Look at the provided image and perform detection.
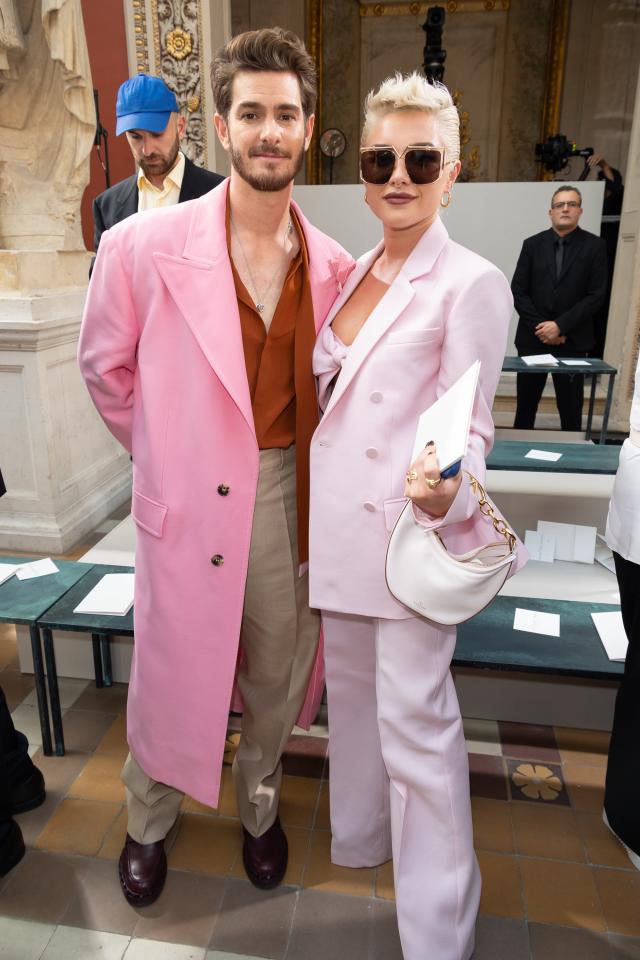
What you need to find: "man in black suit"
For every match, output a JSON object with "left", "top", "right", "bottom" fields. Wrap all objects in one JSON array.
[
  {"left": 512, "top": 185, "right": 607, "bottom": 430},
  {"left": 93, "top": 74, "right": 223, "bottom": 257}
]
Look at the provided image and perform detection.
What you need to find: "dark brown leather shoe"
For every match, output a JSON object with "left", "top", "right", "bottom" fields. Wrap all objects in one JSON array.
[
  {"left": 242, "top": 816, "right": 288, "bottom": 889},
  {"left": 118, "top": 833, "right": 167, "bottom": 906}
]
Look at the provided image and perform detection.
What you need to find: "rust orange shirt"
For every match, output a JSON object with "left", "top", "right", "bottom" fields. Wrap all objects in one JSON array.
[{"left": 228, "top": 206, "right": 318, "bottom": 563}]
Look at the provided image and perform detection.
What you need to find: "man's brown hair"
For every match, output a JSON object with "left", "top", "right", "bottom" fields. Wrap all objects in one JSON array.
[{"left": 211, "top": 28, "right": 317, "bottom": 119}]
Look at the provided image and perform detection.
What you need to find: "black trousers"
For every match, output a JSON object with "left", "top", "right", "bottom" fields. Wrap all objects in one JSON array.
[
  {"left": 604, "top": 552, "right": 640, "bottom": 855},
  {"left": 514, "top": 368, "right": 585, "bottom": 431},
  {"left": 0, "top": 686, "right": 30, "bottom": 826}
]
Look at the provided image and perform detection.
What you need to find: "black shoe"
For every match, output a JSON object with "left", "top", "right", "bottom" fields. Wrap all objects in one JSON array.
[
  {"left": 11, "top": 765, "right": 46, "bottom": 815},
  {"left": 242, "top": 817, "right": 288, "bottom": 890},
  {"left": 0, "top": 820, "right": 26, "bottom": 877}
]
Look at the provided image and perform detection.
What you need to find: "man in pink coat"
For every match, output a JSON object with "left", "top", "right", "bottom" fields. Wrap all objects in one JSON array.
[{"left": 78, "top": 28, "right": 352, "bottom": 906}]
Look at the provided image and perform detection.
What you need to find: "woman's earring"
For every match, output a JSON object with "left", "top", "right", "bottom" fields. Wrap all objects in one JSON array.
[
  {"left": 364, "top": 192, "right": 370, "bottom": 206},
  {"left": 440, "top": 190, "right": 451, "bottom": 208}
]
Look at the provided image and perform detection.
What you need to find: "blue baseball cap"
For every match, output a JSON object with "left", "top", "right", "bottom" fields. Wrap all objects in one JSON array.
[{"left": 116, "top": 74, "right": 179, "bottom": 135}]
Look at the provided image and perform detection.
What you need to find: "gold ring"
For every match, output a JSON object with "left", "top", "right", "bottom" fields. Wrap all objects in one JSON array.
[
  {"left": 426, "top": 477, "right": 441, "bottom": 490},
  {"left": 406, "top": 470, "right": 418, "bottom": 482}
]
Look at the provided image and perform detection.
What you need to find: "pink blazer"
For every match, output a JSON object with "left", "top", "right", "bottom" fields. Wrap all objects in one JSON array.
[
  {"left": 308, "top": 216, "right": 525, "bottom": 619},
  {"left": 78, "top": 180, "right": 352, "bottom": 806}
]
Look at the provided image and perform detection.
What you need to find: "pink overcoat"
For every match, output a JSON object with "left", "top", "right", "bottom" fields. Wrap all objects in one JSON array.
[
  {"left": 309, "top": 216, "right": 526, "bottom": 618},
  {"left": 78, "top": 181, "right": 352, "bottom": 807}
]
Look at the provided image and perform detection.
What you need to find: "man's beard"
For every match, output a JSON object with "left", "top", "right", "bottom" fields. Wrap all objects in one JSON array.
[
  {"left": 229, "top": 140, "right": 306, "bottom": 192},
  {"left": 139, "top": 133, "right": 181, "bottom": 180}
]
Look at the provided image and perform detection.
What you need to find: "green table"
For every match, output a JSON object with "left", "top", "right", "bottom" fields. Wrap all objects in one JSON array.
[
  {"left": 487, "top": 440, "right": 621, "bottom": 475},
  {"left": 454, "top": 595, "right": 624, "bottom": 681},
  {"left": 37, "top": 564, "right": 134, "bottom": 755},
  {"left": 502, "top": 357, "right": 617, "bottom": 443},
  {"left": 0, "top": 558, "right": 93, "bottom": 755}
]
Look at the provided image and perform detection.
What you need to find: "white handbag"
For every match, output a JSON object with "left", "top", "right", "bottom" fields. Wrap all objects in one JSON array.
[{"left": 385, "top": 473, "right": 517, "bottom": 625}]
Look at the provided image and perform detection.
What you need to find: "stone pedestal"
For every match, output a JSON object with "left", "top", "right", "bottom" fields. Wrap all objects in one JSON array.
[{"left": 0, "top": 250, "right": 132, "bottom": 553}]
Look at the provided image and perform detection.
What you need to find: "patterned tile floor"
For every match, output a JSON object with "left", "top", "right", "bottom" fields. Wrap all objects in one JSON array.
[{"left": 1, "top": 511, "right": 640, "bottom": 958}]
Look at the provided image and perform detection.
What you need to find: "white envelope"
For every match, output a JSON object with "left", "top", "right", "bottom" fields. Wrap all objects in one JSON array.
[
  {"left": 524, "top": 530, "right": 555, "bottom": 563},
  {"left": 74, "top": 573, "right": 135, "bottom": 616},
  {"left": 537, "top": 521, "right": 597, "bottom": 564},
  {"left": 525, "top": 449, "right": 563, "bottom": 463},
  {"left": 15, "top": 558, "right": 59, "bottom": 580},
  {"left": 591, "top": 611, "right": 627, "bottom": 661},
  {"left": 521, "top": 354, "right": 559, "bottom": 366},
  {"left": 411, "top": 360, "right": 480, "bottom": 469},
  {"left": 0, "top": 563, "right": 21, "bottom": 586},
  {"left": 513, "top": 608, "right": 560, "bottom": 637}
]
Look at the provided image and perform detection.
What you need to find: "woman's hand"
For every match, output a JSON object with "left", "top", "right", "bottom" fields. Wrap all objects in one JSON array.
[{"left": 404, "top": 441, "right": 462, "bottom": 517}]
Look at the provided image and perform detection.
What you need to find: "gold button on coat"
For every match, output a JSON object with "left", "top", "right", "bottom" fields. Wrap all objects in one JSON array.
[
  {"left": 211, "top": 554, "right": 224, "bottom": 566},
  {"left": 217, "top": 484, "right": 230, "bottom": 496}
]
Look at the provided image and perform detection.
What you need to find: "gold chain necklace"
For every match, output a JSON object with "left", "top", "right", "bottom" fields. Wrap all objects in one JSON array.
[{"left": 230, "top": 214, "right": 293, "bottom": 314}]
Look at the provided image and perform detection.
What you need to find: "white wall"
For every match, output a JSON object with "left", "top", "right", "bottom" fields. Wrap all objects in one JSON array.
[{"left": 293, "top": 181, "right": 605, "bottom": 353}]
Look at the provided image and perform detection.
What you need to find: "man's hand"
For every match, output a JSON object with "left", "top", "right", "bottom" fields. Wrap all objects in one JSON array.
[{"left": 535, "top": 320, "right": 562, "bottom": 344}]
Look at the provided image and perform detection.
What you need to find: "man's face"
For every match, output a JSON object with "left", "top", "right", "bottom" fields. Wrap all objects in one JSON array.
[
  {"left": 214, "top": 70, "right": 314, "bottom": 192},
  {"left": 549, "top": 189, "right": 583, "bottom": 234},
  {"left": 125, "top": 113, "right": 186, "bottom": 180}
]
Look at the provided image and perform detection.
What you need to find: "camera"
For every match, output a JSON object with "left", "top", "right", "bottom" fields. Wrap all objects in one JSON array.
[
  {"left": 422, "top": 6, "right": 446, "bottom": 84},
  {"left": 535, "top": 135, "right": 593, "bottom": 174}
]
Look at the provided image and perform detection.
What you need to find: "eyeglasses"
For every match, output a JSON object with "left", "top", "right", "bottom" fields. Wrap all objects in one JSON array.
[
  {"left": 359, "top": 144, "right": 447, "bottom": 185},
  {"left": 551, "top": 200, "right": 580, "bottom": 209}
]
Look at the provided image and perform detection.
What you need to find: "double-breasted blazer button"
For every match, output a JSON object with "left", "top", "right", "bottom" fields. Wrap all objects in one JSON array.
[
  {"left": 217, "top": 484, "right": 230, "bottom": 496},
  {"left": 365, "top": 447, "right": 379, "bottom": 459},
  {"left": 363, "top": 501, "right": 376, "bottom": 512},
  {"left": 211, "top": 554, "right": 224, "bottom": 566},
  {"left": 370, "top": 391, "right": 383, "bottom": 404}
]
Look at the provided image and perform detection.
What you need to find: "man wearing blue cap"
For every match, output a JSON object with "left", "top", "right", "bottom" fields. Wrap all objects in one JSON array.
[{"left": 92, "top": 74, "right": 223, "bottom": 255}]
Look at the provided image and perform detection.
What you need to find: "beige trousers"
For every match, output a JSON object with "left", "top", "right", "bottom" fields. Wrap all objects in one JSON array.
[{"left": 123, "top": 445, "right": 320, "bottom": 843}]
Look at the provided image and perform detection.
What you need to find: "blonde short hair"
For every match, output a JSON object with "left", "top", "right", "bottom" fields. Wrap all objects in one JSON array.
[{"left": 362, "top": 72, "right": 460, "bottom": 163}]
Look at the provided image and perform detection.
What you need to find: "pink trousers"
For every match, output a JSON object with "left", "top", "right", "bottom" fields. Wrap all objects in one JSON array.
[{"left": 322, "top": 611, "right": 480, "bottom": 960}]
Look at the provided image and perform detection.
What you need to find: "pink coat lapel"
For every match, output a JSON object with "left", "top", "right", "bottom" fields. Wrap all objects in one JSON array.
[
  {"left": 152, "top": 183, "right": 255, "bottom": 434},
  {"left": 318, "top": 218, "right": 449, "bottom": 421}
]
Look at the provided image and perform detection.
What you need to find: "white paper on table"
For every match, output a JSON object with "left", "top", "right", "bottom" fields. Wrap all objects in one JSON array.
[
  {"left": 560, "top": 359, "right": 591, "bottom": 366},
  {"left": 15, "top": 558, "right": 59, "bottom": 580},
  {"left": 525, "top": 449, "right": 563, "bottom": 463},
  {"left": 513, "top": 607, "right": 560, "bottom": 637},
  {"left": 537, "top": 521, "right": 597, "bottom": 564},
  {"left": 411, "top": 360, "right": 480, "bottom": 469},
  {"left": 594, "top": 536, "right": 616, "bottom": 574},
  {"left": 591, "top": 611, "right": 628, "bottom": 661},
  {"left": 74, "top": 573, "right": 135, "bottom": 616},
  {"left": 521, "top": 354, "right": 559, "bottom": 366},
  {"left": 0, "top": 563, "right": 22, "bottom": 585},
  {"left": 524, "top": 530, "right": 556, "bottom": 563}
]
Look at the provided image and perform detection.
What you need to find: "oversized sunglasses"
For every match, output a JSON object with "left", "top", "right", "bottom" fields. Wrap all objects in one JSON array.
[{"left": 359, "top": 144, "right": 447, "bottom": 185}]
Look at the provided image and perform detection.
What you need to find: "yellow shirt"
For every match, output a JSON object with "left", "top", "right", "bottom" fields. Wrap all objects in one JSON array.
[{"left": 137, "top": 151, "right": 185, "bottom": 211}]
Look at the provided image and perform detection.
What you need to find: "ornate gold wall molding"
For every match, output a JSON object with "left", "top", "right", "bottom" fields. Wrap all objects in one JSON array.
[
  {"left": 539, "top": 0, "right": 570, "bottom": 179},
  {"left": 306, "top": 0, "right": 324, "bottom": 184},
  {"left": 359, "top": 1, "right": 510, "bottom": 15},
  {"left": 145, "top": 0, "right": 208, "bottom": 167},
  {"left": 132, "top": 0, "right": 150, "bottom": 73}
]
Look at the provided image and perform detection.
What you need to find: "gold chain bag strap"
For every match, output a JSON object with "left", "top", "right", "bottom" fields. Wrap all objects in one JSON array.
[{"left": 385, "top": 471, "right": 517, "bottom": 625}]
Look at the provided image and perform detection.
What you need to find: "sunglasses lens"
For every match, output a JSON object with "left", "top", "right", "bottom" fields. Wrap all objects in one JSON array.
[
  {"left": 360, "top": 149, "right": 396, "bottom": 184},
  {"left": 404, "top": 149, "right": 442, "bottom": 184}
]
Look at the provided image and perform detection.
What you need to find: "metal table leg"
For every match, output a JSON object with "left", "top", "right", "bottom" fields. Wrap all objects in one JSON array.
[
  {"left": 100, "top": 635, "right": 113, "bottom": 687},
  {"left": 600, "top": 373, "right": 616, "bottom": 444},
  {"left": 585, "top": 373, "right": 597, "bottom": 441},
  {"left": 42, "top": 627, "right": 65, "bottom": 756},
  {"left": 91, "top": 633, "right": 104, "bottom": 688},
  {"left": 29, "top": 625, "right": 52, "bottom": 756}
]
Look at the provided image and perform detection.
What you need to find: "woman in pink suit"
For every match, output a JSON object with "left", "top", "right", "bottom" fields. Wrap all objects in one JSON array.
[{"left": 308, "top": 74, "right": 518, "bottom": 960}]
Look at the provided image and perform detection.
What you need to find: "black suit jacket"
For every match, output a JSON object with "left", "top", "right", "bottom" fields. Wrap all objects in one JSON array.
[
  {"left": 92, "top": 154, "right": 224, "bottom": 255},
  {"left": 512, "top": 226, "right": 607, "bottom": 355}
]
